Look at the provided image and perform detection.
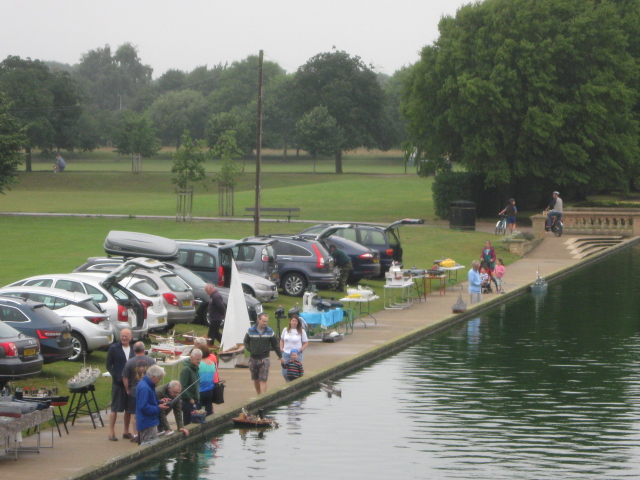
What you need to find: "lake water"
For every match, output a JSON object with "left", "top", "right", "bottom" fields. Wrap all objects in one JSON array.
[{"left": 129, "top": 245, "right": 640, "bottom": 480}]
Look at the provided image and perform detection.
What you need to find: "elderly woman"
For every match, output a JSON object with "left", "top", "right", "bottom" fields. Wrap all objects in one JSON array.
[
  {"left": 279, "top": 315, "right": 308, "bottom": 381},
  {"left": 179, "top": 348, "right": 202, "bottom": 425},
  {"left": 135, "top": 364, "right": 168, "bottom": 445},
  {"left": 193, "top": 337, "right": 218, "bottom": 416}
]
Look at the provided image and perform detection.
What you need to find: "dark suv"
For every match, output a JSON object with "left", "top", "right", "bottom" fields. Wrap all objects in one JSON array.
[
  {"left": 299, "top": 219, "right": 424, "bottom": 275},
  {"left": 246, "top": 235, "right": 336, "bottom": 296}
]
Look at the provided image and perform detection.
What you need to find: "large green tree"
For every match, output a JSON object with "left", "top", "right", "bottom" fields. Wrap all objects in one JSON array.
[
  {"left": 291, "top": 50, "right": 387, "bottom": 173},
  {"left": 403, "top": 0, "right": 640, "bottom": 196},
  {"left": 147, "top": 89, "right": 208, "bottom": 148},
  {"left": 113, "top": 112, "right": 160, "bottom": 157},
  {"left": 295, "top": 106, "right": 342, "bottom": 158},
  {"left": 0, "top": 93, "right": 25, "bottom": 193}
]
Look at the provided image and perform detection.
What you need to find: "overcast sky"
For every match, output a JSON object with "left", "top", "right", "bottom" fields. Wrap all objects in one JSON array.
[{"left": 1, "top": 0, "right": 472, "bottom": 78}]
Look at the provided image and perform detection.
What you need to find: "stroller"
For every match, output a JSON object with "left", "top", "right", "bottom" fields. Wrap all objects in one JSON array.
[{"left": 481, "top": 279, "right": 493, "bottom": 294}]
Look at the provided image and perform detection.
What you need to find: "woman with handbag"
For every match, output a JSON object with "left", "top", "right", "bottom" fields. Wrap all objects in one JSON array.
[{"left": 279, "top": 315, "right": 309, "bottom": 381}]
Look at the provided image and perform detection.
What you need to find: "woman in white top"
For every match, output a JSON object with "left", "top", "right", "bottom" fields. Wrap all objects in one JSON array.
[{"left": 279, "top": 315, "right": 309, "bottom": 381}]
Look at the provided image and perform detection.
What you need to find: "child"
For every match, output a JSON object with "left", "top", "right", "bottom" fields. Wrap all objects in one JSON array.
[
  {"left": 284, "top": 349, "right": 304, "bottom": 382},
  {"left": 479, "top": 265, "right": 491, "bottom": 293},
  {"left": 494, "top": 258, "right": 506, "bottom": 293}
]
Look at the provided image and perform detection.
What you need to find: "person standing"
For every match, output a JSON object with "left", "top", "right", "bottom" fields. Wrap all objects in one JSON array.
[
  {"left": 196, "top": 343, "right": 217, "bottom": 416},
  {"left": 135, "top": 365, "right": 169, "bottom": 445},
  {"left": 498, "top": 198, "right": 517, "bottom": 233},
  {"left": 204, "top": 283, "right": 226, "bottom": 345},
  {"left": 55, "top": 153, "right": 66, "bottom": 172},
  {"left": 244, "top": 313, "right": 283, "bottom": 395},
  {"left": 122, "top": 341, "right": 156, "bottom": 442},
  {"left": 329, "top": 244, "right": 352, "bottom": 292},
  {"left": 106, "top": 328, "right": 135, "bottom": 442},
  {"left": 279, "top": 316, "right": 308, "bottom": 381},
  {"left": 468, "top": 260, "right": 482, "bottom": 305},
  {"left": 179, "top": 349, "right": 202, "bottom": 425},
  {"left": 480, "top": 240, "right": 497, "bottom": 272},
  {"left": 155, "top": 380, "right": 189, "bottom": 436},
  {"left": 544, "top": 191, "right": 563, "bottom": 231},
  {"left": 494, "top": 258, "right": 506, "bottom": 293}
]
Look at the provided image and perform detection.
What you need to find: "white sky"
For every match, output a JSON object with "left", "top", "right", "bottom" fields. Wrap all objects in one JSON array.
[{"left": 1, "top": 0, "right": 472, "bottom": 78}]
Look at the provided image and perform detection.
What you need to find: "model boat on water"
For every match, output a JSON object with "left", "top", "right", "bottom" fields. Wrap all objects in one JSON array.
[
  {"left": 530, "top": 269, "right": 548, "bottom": 294},
  {"left": 218, "top": 259, "right": 251, "bottom": 368},
  {"left": 67, "top": 365, "right": 101, "bottom": 390},
  {"left": 232, "top": 407, "right": 279, "bottom": 428},
  {"left": 452, "top": 295, "right": 467, "bottom": 313}
]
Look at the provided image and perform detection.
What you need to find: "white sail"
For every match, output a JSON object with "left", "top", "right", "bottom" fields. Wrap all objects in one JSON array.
[{"left": 219, "top": 259, "right": 252, "bottom": 352}]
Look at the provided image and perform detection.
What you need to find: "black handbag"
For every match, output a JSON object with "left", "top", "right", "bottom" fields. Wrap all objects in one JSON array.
[{"left": 212, "top": 381, "right": 225, "bottom": 404}]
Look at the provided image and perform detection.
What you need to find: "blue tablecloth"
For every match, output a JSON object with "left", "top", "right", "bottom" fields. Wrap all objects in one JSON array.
[{"left": 300, "top": 308, "right": 343, "bottom": 328}]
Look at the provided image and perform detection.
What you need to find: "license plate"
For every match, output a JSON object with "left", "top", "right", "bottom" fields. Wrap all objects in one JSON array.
[
  {"left": 63, "top": 332, "right": 71, "bottom": 338},
  {"left": 157, "top": 317, "right": 166, "bottom": 324},
  {"left": 182, "top": 300, "right": 191, "bottom": 307},
  {"left": 24, "top": 348, "right": 36, "bottom": 356},
  {"left": 374, "top": 258, "right": 379, "bottom": 263}
]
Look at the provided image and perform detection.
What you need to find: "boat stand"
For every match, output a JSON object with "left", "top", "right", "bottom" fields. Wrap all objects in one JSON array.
[{"left": 65, "top": 385, "right": 103, "bottom": 429}]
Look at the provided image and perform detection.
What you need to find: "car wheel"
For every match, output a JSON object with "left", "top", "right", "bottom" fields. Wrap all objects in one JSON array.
[
  {"left": 67, "top": 332, "right": 87, "bottom": 362},
  {"left": 242, "top": 284, "right": 256, "bottom": 298},
  {"left": 282, "top": 273, "right": 308, "bottom": 297}
]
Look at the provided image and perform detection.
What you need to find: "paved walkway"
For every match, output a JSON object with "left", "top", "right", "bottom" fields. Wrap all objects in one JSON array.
[{"left": 0, "top": 233, "right": 634, "bottom": 480}]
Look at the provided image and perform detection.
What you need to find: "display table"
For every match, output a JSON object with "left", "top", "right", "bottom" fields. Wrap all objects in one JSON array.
[
  {"left": 439, "top": 265, "right": 465, "bottom": 289},
  {"left": 425, "top": 275, "right": 447, "bottom": 296},
  {"left": 1, "top": 408, "right": 53, "bottom": 460},
  {"left": 301, "top": 308, "right": 344, "bottom": 341},
  {"left": 339, "top": 296, "right": 379, "bottom": 328},
  {"left": 65, "top": 385, "right": 103, "bottom": 429},
  {"left": 383, "top": 281, "right": 414, "bottom": 310}
]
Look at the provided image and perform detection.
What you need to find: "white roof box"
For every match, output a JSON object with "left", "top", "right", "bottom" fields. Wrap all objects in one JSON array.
[{"left": 104, "top": 231, "right": 179, "bottom": 261}]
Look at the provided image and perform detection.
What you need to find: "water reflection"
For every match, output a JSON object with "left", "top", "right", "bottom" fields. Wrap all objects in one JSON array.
[{"left": 129, "top": 246, "right": 640, "bottom": 479}]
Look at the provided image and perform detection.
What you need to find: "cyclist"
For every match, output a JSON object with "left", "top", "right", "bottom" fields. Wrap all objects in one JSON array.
[
  {"left": 544, "top": 191, "right": 563, "bottom": 232},
  {"left": 498, "top": 198, "right": 517, "bottom": 234}
]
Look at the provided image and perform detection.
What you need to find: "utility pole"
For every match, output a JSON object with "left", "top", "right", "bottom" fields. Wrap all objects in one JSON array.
[{"left": 254, "top": 50, "right": 264, "bottom": 236}]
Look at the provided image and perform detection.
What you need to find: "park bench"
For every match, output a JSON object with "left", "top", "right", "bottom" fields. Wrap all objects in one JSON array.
[{"left": 245, "top": 207, "right": 301, "bottom": 222}]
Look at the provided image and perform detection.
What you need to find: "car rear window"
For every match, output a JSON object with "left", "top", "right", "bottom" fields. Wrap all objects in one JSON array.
[
  {"left": 0, "top": 305, "right": 30, "bottom": 323},
  {"left": 84, "top": 283, "right": 108, "bottom": 304},
  {"left": 25, "top": 279, "right": 53, "bottom": 287},
  {"left": 129, "top": 280, "right": 160, "bottom": 297},
  {"left": 365, "top": 230, "right": 388, "bottom": 246},
  {"left": 235, "top": 245, "right": 256, "bottom": 261},
  {"left": 76, "top": 299, "right": 105, "bottom": 314},
  {"left": 0, "top": 320, "right": 21, "bottom": 338},
  {"left": 274, "top": 242, "right": 311, "bottom": 257},
  {"left": 161, "top": 275, "right": 190, "bottom": 292},
  {"left": 193, "top": 251, "right": 216, "bottom": 269},
  {"left": 31, "top": 305, "right": 68, "bottom": 325},
  {"left": 173, "top": 268, "right": 206, "bottom": 288},
  {"left": 335, "top": 228, "right": 358, "bottom": 242},
  {"left": 27, "top": 293, "right": 69, "bottom": 310},
  {"left": 108, "top": 284, "right": 133, "bottom": 301}
]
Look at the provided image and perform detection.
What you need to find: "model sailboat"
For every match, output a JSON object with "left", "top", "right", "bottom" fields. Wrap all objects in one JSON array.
[{"left": 218, "top": 259, "right": 252, "bottom": 369}]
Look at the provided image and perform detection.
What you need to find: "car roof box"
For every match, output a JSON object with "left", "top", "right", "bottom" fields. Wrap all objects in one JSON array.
[{"left": 104, "top": 231, "right": 179, "bottom": 261}]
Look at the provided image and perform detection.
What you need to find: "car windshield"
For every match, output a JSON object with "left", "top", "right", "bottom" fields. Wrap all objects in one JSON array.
[{"left": 0, "top": 320, "right": 22, "bottom": 338}]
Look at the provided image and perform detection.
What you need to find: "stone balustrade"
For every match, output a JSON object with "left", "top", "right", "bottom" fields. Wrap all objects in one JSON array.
[{"left": 531, "top": 209, "right": 640, "bottom": 237}]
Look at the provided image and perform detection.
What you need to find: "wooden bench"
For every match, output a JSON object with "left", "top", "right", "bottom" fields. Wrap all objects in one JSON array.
[{"left": 245, "top": 207, "right": 301, "bottom": 222}]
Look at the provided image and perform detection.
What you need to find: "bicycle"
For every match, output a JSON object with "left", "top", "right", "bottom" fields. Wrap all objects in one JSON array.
[
  {"left": 495, "top": 215, "right": 507, "bottom": 235},
  {"left": 550, "top": 215, "right": 563, "bottom": 237}
]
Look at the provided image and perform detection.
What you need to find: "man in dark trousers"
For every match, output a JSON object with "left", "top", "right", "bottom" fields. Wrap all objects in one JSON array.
[
  {"left": 204, "top": 283, "right": 226, "bottom": 346},
  {"left": 122, "top": 341, "right": 156, "bottom": 442},
  {"left": 329, "top": 244, "right": 352, "bottom": 292},
  {"left": 106, "top": 328, "right": 135, "bottom": 441}
]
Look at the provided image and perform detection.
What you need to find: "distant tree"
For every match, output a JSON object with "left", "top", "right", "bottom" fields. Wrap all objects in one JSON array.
[
  {"left": 0, "top": 94, "right": 26, "bottom": 194},
  {"left": 171, "top": 131, "right": 209, "bottom": 189},
  {"left": 295, "top": 106, "right": 342, "bottom": 158},
  {"left": 291, "top": 50, "right": 387, "bottom": 173},
  {"left": 403, "top": 0, "right": 640, "bottom": 196},
  {"left": 381, "top": 68, "right": 412, "bottom": 149},
  {"left": 0, "top": 56, "right": 82, "bottom": 171},
  {"left": 113, "top": 112, "right": 160, "bottom": 157},
  {"left": 211, "top": 130, "right": 243, "bottom": 188},
  {"left": 206, "top": 112, "right": 253, "bottom": 155},
  {"left": 263, "top": 74, "right": 296, "bottom": 154},
  {"left": 147, "top": 89, "right": 208, "bottom": 148},
  {"left": 156, "top": 69, "right": 187, "bottom": 94}
]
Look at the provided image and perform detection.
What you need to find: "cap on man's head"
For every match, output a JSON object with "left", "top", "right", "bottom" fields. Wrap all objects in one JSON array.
[{"left": 553, "top": 191, "right": 559, "bottom": 195}]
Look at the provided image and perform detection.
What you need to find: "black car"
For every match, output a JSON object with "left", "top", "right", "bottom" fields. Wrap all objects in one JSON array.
[
  {"left": 0, "top": 297, "right": 73, "bottom": 363},
  {"left": 0, "top": 320, "right": 43, "bottom": 388},
  {"left": 246, "top": 235, "right": 336, "bottom": 296},
  {"left": 299, "top": 219, "right": 424, "bottom": 274}
]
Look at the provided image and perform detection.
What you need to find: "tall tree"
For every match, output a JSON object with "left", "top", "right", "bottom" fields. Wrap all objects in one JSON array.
[
  {"left": 206, "top": 112, "right": 253, "bottom": 155},
  {"left": 291, "top": 50, "right": 387, "bottom": 173},
  {"left": 403, "top": 0, "right": 640, "bottom": 196},
  {"left": 295, "top": 106, "right": 342, "bottom": 158},
  {"left": 147, "top": 89, "right": 208, "bottom": 148},
  {"left": 113, "top": 111, "right": 160, "bottom": 157},
  {"left": 0, "top": 93, "right": 26, "bottom": 193},
  {"left": 171, "top": 131, "right": 209, "bottom": 189}
]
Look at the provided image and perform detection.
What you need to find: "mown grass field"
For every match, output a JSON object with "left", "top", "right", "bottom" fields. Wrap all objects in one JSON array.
[{"left": 0, "top": 150, "right": 521, "bottom": 413}]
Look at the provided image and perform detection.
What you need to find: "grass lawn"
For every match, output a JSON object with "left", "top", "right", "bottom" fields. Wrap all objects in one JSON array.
[{"left": 0, "top": 151, "right": 521, "bottom": 419}]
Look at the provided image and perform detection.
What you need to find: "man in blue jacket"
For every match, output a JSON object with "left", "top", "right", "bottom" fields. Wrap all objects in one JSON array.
[
  {"left": 135, "top": 364, "right": 169, "bottom": 445},
  {"left": 468, "top": 260, "right": 482, "bottom": 305}
]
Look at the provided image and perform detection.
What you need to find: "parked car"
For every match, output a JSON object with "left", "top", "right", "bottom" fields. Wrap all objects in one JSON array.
[
  {"left": 0, "top": 295, "right": 74, "bottom": 363},
  {"left": 0, "top": 287, "right": 112, "bottom": 361},
  {"left": 297, "top": 228, "right": 381, "bottom": 283},
  {"left": 0, "top": 320, "right": 42, "bottom": 388},
  {"left": 244, "top": 235, "right": 336, "bottom": 296},
  {"left": 7, "top": 257, "right": 164, "bottom": 342},
  {"left": 299, "top": 219, "right": 424, "bottom": 274},
  {"left": 176, "top": 239, "right": 279, "bottom": 302},
  {"left": 75, "top": 260, "right": 194, "bottom": 327},
  {"left": 74, "top": 257, "right": 263, "bottom": 326}
]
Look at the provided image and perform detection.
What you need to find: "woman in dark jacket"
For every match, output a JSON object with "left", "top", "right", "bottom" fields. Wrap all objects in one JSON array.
[{"left": 179, "top": 349, "right": 202, "bottom": 425}]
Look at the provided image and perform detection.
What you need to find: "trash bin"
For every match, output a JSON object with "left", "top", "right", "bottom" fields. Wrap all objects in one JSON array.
[{"left": 450, "top": 200, "right": 475, "bottom": 231}]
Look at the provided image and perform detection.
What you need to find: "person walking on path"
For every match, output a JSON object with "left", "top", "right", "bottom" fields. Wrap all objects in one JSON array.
[
  {"left": 155, "top": 380, "right": 189, "bottom": 437},
  {"left": 468, "top": 260, "right": 482, "bottom": 305},
  {"left": 498, "top": 198, "right": 518, "bottom": 233},
  {"left": 204, "top": 283, "right": 226, "bottom": 345},
  {"left": 179, "top": 349, "right": 202, "bottom": 426},
  {"left": 279, "top": 316, "right": 308, "bottom": 381},
  {"left": 329, "top": 244, "right": 352, "bottom": 292},
  {"left": 135, "top": 365, "right": 169, "bottom": 445},
  {"left": 106, "top": 328, "right": 135, "bottom": 442},
  {"left": 244, "top": 313, "right": 283, "bottom": 395},
  {"left": 122, "top": 341, "right": 156, "bottom": 442}
]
